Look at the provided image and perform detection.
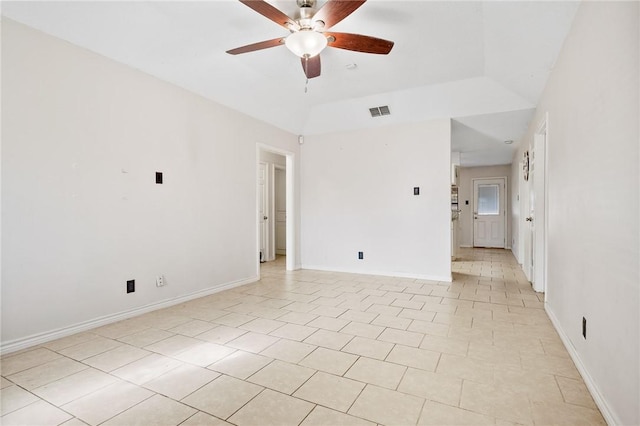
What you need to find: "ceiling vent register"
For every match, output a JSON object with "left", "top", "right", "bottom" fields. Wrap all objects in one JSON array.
[{"left": 369, "top": 105, "right": 390, "bottom": 117}]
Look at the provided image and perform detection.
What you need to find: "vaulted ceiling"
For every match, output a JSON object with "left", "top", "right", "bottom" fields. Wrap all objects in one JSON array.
[{"left": 2, "top": 1, "right": 580, "bottom": 166}]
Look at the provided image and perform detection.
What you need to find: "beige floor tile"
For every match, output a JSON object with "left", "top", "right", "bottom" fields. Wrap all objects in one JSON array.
[
  {"left": 418, "top": 400, "right": 495, "bottom": 425},
  {"left": 371, "top": 315, "right": 412, "bottom": 330},
  {"left": 32, "top": 368, "right": 119, "bottom": 406},
  {"left": 61, "top": 417, "right": 89, "bottom": 425},
  {"left": 270, "top": 324, "right": 318, "bottom": 341},
  {"left": 111, "top": 353, "right": 184, "bottom": 385},
  {"left": 227, "top": 332, "right": 279, "bottom": 353},
  {"left": 277, "top": 311, "right": 318, "bottom": 325},
  {"left": 213, "top": 313, "right": 257, "bottom": 327},
  {"left": 62, "top": 381, "right": 154, "bottom": 425},
  {"left": 436, "top": 353, "right": 494, "bottom": 384},
  {"left": 0, "top": 385, "right": 39, "bottom": 415},
  {"left": 58, "top": 336, "right": 123, "bottom": 361},
  {"left": 408, "top": 319, "right": 450, "bottom": 337},
  {"left": 260, "top": 339, "right": 316, "bottom": 363},
  {"left": 293, "top": 371, "right": 365, "bottom": 412},
  {"left": 386, "top": 345, "right": 440, "bottom": 372},
  {"left": 306, "top": 316, "right": 350, "bottom": 331},
  {"left": 341, "top": 322, "right": 385, "bottom": 339},
  {"left": 555, "top": 376, "right": 598, "bottom": 409},
  {"left": 283, "top": 302, "right": 317, "bottom": 313},
  {"left": 144, "top": 364, "right": 220, "bottom": 400},
  {"left": 367, "top": 304, "right": 402, "bottom": 316},
  {"left": 494, "top": 367, "right": 563, "bottom": 403},
  {"left": 467, "top": 341, "right": 521, "bottom": 368},
  {"left": 345, "top": 357, "right": 406, "bottom": 389},
  {"left": 530, "top": 400, "right": 606, "bottom": 425},
  {"left": 144, "top": 334, "right": 201, "bottom": 357},
  {"left": 300, "top": 406, "right": 375, "bottom": 426},
  {"left": 338, "top": 310, "right": 378, "bottom": 324},
  {"left": 41, "top": 333, "right": 100, "bottom": 352},
  {"left": 397, "top": 367, "right": 462, "bottom": 406},
  {"left": 207, "top": 351, "right": 273, "bottom": 380},
  {"left": 239, "top": 318, "right": 286, "bottom": 334},
  {"left": 168, "top": 320, "right": 217, "bottom": 337},
  {"left": 83, "top": 344, "right": 151, "bottom": 372},
  {"left": 520, "top": 352, "right": 581, "bottom": 379},
  {"left": 229, "top": 389, "right": 314, "bottom": 426},
  {"left": 460, "top": 380, "right": 533, "bottom": 425},
  {"left": 299, "top": 347, "right": 358, "bottom": 376},
  {"left": 1, "top": 377, "right": 12, "bottom": 389},
  {"left": 182, "top": 375, "right": 263, "bottom": 419},
  {"left": 309, "top": 306, "right": 347, "bottom": 318},
  {"left": 7, "top": 357, "right": 88, "bottom": 390},
  {"left": 348, "top": 384, "right": 424, "bottom": 426},
  {"left": 398, "top": 309, "right": 437, "bottom": 322},
  {"left": 1, "top": 348, "right": 62, "bottom": 376},
  {"left": 196, "top": 325, "right": 248, "bottom": 345},
  {"left": 247, "top": 360, "right": 314, "bottom": 394},
  {"left": 342, "top": 336, "right": 394, "bottom": 360},
  {"left": 173, "top": 341, "right": 236, "bottom": 367},
  {"left": 102, "top": 394, "right": 196, "bottom": 426},
  {"left": 91, "top": 320, "right": 150, "bottom": 340},
  {"left": 303, "top": 329, "right": 354, "bottom": 350},
  {"left": 117, "top": 328, "right": 174, "bottom": 347},
  {"left": 0, "top": 399, "right": 72, "bottom": 425},
  {"left": 377, "top": 328, "right": 424, "bottom": 347},
  {"left": 181, "top": 412, "right": 232, "bottom": 426}
]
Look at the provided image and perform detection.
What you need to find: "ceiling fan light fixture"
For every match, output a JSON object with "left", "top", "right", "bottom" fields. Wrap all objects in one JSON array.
[{"left": 285, "top": 29, "right": 327, "bottom": 58}]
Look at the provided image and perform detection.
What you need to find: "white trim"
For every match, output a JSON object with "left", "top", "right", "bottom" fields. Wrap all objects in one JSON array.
[
  {"left": 546, "top": 305, "right": 618, "bottom": 426},
  {"left": 301, "top": 264, "right": 452, "bottom": 282},
  {"left": 0, "top": 276, "right": 258, "bottom": 356}
]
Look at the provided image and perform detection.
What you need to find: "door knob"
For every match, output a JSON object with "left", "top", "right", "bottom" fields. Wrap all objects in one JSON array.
[
  {"left": 526, "top": 217, "right": 533, "bottom": 222},
  {"left": 263, "top": 216, "right": 268, "bottom": 220}
]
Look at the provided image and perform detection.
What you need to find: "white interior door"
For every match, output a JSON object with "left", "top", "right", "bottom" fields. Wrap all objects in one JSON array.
[
  {"left": 473, "top": 178, "right": 506, "bottom": 248},
  {"left": 527, "top": 159, "right": 536, "bottom": 281},
  {"left": 531, "top": 130, "right": 547, "bottom": 293},
  {"left": 258, "top": 162, "right": 268, "bottom": 262},
  {"left": 275, "top": 167, "right": 286, "bottom": 255}
]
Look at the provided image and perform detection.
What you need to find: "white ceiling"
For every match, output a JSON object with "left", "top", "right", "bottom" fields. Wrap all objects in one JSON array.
[{"left": 1, "top": 1, "right": 580, "bottom": 166}]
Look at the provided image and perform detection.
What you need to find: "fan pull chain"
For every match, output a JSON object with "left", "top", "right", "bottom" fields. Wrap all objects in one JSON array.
[{"left": 304, "top": 56, "right": 309, "bottom": 94}]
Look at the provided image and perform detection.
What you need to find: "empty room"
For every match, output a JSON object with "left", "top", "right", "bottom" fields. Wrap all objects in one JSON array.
[{"left": 1, "top": 1, "right": 638, "bottom": 425}]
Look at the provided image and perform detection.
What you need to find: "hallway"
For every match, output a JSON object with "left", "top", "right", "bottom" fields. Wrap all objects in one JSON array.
[{"left": 1, "top": 249, "right": 604, "bottom": 425}]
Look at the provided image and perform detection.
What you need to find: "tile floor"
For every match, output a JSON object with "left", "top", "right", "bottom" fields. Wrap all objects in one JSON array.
[{"left": 1, "top": 248, "right": 605, "bottom": 425}]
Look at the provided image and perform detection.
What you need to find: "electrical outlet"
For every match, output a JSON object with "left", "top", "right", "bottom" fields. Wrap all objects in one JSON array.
[
  {"left": 582, "top": 317, "right": 587, "bottom": 339},
  {"left": 358, "top": 251, "right": 364, "bottom": 260},
  {"left": 156, "top": 275, "right": 165, "bottom": 287},
  {"left": 127, "top": 280, "right": 135, "bottom": 293}
]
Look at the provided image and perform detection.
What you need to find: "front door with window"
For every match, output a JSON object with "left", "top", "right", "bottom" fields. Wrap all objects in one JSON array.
[{"left": 473, "top": 178, "right": 506, "bottom": 248}]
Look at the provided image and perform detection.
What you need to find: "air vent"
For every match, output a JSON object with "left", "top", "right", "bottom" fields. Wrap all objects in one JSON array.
[{"left": 369, "top": 105, "right": 391, "bottom": 118}]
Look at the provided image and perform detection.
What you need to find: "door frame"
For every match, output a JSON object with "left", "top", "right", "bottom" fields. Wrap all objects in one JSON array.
[
  {"left": 256, "top": 144, "right": 297, "bottom": 275},
  {"left": 531, "top": 114, "right": 548, "bottom": 295},
  {"left": 472, "top": 176, "right": 508, "bottom": 248},
  {"left": 273, "top": 164, "right": 286, "bottom": 257}
]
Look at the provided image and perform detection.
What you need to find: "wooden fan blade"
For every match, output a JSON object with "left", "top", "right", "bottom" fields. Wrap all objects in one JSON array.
[
  {"left": 239, "top": 0, "right": 299, "bottom": 31},
  {"left": 301, "top": 55, "right": 321, "bottom": 79},
  {"left": 312, "top": 0, "right": 366, "bottom": 30},
  {"left": 226, "top": 37, "right": 285, "bottom": 55},
  {"left": 325, "top": 32, "right": 394, "bottom": 54}
]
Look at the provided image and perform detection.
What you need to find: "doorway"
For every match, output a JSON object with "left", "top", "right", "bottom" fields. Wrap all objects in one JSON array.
[
  {"left": 473, "top": 177, "right": 507, "bottom": 248},
  {"left": 257, "top": 144, "right": 296, "bottom": 275}
]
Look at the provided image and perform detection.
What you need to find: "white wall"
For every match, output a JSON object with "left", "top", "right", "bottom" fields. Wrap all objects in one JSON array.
[
  {"left": 301, "top": 120, "right": 451, "bottom": 281},
  {"left": 511, "top": 3, "right": 639, "bottom": 424},
  {"left": 457, "top": 165, "right": 512, "bottom": 248},
  {"left": 1, "top": 19, "right": 299, "bottom": 350}
]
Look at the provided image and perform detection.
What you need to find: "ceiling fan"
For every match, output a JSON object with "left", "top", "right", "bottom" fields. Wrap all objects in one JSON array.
[{"left": 226, "top": 0, "right": 394, "bottom": 79}]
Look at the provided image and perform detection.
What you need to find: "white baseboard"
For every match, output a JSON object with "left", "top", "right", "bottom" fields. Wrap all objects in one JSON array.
[
  {"left": 301, "top": 264, "right": 452, "bottom": 283},
  {"left": 0, "top": 276, "right": 258, "bottom": 355},
  {"left": 545, "top": 305, "right": 618, "bottom": 426}
]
